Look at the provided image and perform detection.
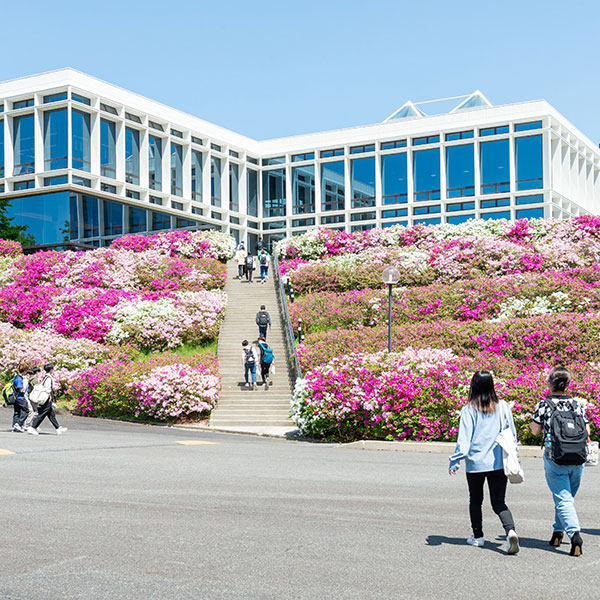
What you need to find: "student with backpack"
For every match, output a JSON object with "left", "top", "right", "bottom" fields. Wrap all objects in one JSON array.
[
  {"left": 255, "top": 305, "right": 271, "bottom": 339},
  {"left": 258, "top": 251, "right": 270, "bottom": 283},
  {"left": 235, "top": 245, "right": 248, "bottom": 279},
  {"left": 257, "top": 336, "right": 274, "bottom": 389},
  {"left": 530, "top": 366, "right": 589, "bottom": 556},
  {"left": 27, "top": 363, "right": 67, "bottom": 435},
  {"left": 449, "top": 370, "right": 520, "bottom": 555},
  {"left": 244, "top": 253, "right": 256, "bottom": 283},
  {"left": 241, "top": 340, "right": 260, "bottom": 391},
  {"left": 11, "top": 364, "right": 30, "bottom": 433}
]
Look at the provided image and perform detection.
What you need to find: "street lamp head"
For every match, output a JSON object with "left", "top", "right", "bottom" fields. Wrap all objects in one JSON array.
[{"left": 382, "top": 266, "right": 401, "bottom": 285}]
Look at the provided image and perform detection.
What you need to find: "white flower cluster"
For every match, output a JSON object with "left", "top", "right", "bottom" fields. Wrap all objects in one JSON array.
[
  {"left": 274, "top": 229, "right": 326, "bottom": 261},
  {"left": 490, "top": 291, "right": 586, "bottom": 322},
  {"left": 0, "top": 256, "right": 16, "bottom": 286}
]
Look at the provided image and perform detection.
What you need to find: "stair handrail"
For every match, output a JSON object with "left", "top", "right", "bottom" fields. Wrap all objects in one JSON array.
[{"left": 272, "top": 253, "right": 302, "bottom": 383}]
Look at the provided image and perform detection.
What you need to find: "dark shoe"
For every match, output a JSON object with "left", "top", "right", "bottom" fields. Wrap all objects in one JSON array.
[
  {"left": 570, "top": 532, "right": 583, "bottom": 556},
  {"left": 549, "top": 531, "right": 564, "bottom": 547}
]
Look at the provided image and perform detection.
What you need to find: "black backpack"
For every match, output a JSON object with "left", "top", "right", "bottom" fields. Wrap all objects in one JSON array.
[
  {"left": 257, "top": 311, "right": 269, "bottom": 326},
  {"left": 245, "top": 255, "right": 254, "bottom": 268},
  {"left": 244, "top": 348, "right": 255, "bottom": 365},
  {"left": 260, "top": 254, "right": 267, "bottom": 265},
  {"left": 546, "top": 397, "right": 588, "bottom": 465}
]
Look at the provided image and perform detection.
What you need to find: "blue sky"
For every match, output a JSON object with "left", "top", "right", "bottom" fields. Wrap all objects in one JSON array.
[{"left": 2, "top": 0, "right": 599, "bottom": 143}]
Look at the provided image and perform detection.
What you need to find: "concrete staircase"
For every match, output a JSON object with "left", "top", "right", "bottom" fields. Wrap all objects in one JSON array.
[{"left": 210, "top": 260, "right": 295, "bottom": 430}]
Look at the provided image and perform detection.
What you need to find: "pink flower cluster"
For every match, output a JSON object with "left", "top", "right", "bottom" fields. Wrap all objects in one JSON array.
[{"left": 0, "top": 239, "right": 23, "bottom": 258}]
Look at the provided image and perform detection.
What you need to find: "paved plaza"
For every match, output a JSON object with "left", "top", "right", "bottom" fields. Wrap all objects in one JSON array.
[{"left": 0, "top": 408, "right": 597, "bottom": 599}]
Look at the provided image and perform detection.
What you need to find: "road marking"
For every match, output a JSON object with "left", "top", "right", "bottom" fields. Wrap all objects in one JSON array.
[
  {"left": 0, "top": 449, "right": 15, "bottom": 455},
  {"left": 175, "top": 440, "right": 217, "bottom": 446}
]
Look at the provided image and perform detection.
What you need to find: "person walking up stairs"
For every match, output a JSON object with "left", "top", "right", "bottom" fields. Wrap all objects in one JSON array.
[{"left": 210, "top": 259, "right": 296, "bottom": 433}]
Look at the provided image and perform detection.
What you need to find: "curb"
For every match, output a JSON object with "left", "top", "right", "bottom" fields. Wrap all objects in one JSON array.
[
  {"left": 172, "top": 424, "right": 307, "bottom": 441},
  {"left": 340, "top": 440, "right": 544, "bottom": 457}
]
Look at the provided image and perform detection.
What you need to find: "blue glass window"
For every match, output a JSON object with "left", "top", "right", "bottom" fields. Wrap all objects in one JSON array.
[
  {"left": 446, "top": 144, "right": 474, "bottom": 197},
  {"left": 292, "top": 164, "right": 315, "bottom": 214},
  {"left": 264, "top": 220, "right": 286, "bottom": 230},
  {"left": 351, "top": 224, "right": 375, "bottom": 232},
  {"left": 13, "top": 114, "right": 35, "bottom": 175},
  {"left": 413, "top": 204, "right": 441, "bottom": 215},
  {"left": 73, "top": 176, "right": 91, "bottom": 187},
  {"left": 129, "top": 207, "right": 147, "bottom": 233},
  {"left": 480, "top": 125, "right": 509, "bottom": 136},
  {"left": 44, "top": 175, "right": 68, "bottom": 186},
  {"left": 175, "top": 217, "right": 198, "bottom": 229},
  {"left": 447, "top": 214, "right": 475, "bottom": 225},
  {"left": 350, "top": 211, "right": 375, "bottom": 222},
  {"left": 43, "top": 92, "right": 67, "bottom": 104},
  {"left": 172, "top": 201, "right": 183, "bottom": 210},
  {"left": 13, "top": 99, "right": 34, "bottom": 109},
  {"left": 229, "top": 150, "right": 239, "bottom": 158},
  {"left": 82, "top": 195, "right": 99, "bottom": 238},
  {"left": 292, "top": 218, "right": 315, "bottom": 227},
  {"left": 100, "top": 119, "right": 116, "bottom": 178},
  {"left": 148, "top": 135, "right": 162, "bottom": 191},
  {"left": 14, "top": 180, "right": 34, "bottom": 190},
  {"left": 103, "top": 200, "right": 123, "bottom": 236},
  {"left": 262, "top": 168, "right": 286, "bottom": 217},
  {"left": 480, "top": 198, "right": 510, "bottom": 209},
  {"left": 210, "top": 156, "right": 221, "bottom": 206},
  {"left": 382, "top": 153, "right": 407, "bottom": 204},
  {"left": 191, "top": 150, "right": 202, "bottom": 202},
  {"left": 247, "top": 169, "right": 258, "bottom": 217},
  {"left": 126, "top": 189, "right": 140, "bottom": 199},
  {"left": 320, "top": 148, "right": 344, "bottom": 158},
  {"left": 516, "top": 207, "right": 544, "bottom": 219},
  {"left": 125, "top": 128, "right": 140, "bottom": 184},
  {"left": 152, "top": 211, "right": 171, "bottom": 231},
  {"left": 72, "top": 93, "right": 91, "bottom": 106},
  {"left": 382, "top": 208, "right": 408, "bottom": 218},
  {"left": 515, "top": 135, "right": 543, "bottom": 190},
  {"left": 101, "top": 183, "right": 116, "bottom": 194},
  {"left": 292, "top": 152, "right": 315, "bottom": 162},
  {"left": 382, "top": 220, "right": 408, "bottom": 228},
  {"left": 125, "top": 112, "right": 142, "bottom": 124},
  {"left": 445, "top": 130, "right": 474, "bottom": 141},
  {"left": 321, "top": 214, "right": 345, "bottom": 224},
  {"left": 43, "top": 109, "right": 68, "bottom": 170},
  {"left": 72, "top": 110, "right": 91, "bottom": 172},
  {"left": 381, "top": 139, "right": 407, "bottom": 150},
  {"left": 413, "top": 135, "right": 440, "bottom": 146},
  {"left": 516, "top": 194, "right": 543, "bottom": 205},
  {"left": 515, "top": 121, "right": 542, "bottom": 132},
  {"left": 414, "top": 217, "right": 441, "bottom": 225},
  {"left": 351, "top": 157, "right": 375, "bottom": 208},
  {"left": 480, "top": 139, "right": 509, "bottom": 194},
  {"left": 482, "top": 210, "right": 511, "bottom": 220},
  {"left": 413, "top": 148, "right": 440, "bottom": 201},
  {"left": 262, "top": 156, "right": 285, "bottom": 165},
  {"left": 210, "top": 143, "right": 222, "bottom": 152},
  {"left": 5, "top": 191, "right": 78, "bottom": 244},
  {"left": 149, "top": 196, "right": 162, "bottom": 205},
  {"left": 229, "top": 163, "right": 239, "bottom": 211},
  {"left": 350, "top": 144, "right": 375, "bottom": 154},
  {"left": 0, "top": 120, "right": 4, "bottom": 178},
  {"left": 447, "top": 201, "right": 475, "bottom": 212},
  {"left": 100, "top": 103, "right": 118, "bottom": 115},
  {"left": 321, "top": 161, "right": 345, "bottom": 211},
  {"left": 149, "top": 121, "right": 165, "bottom": 132},
  {"left": 170, "top": 129, "right": 183, "bottom": 138},
  {"left": 170, "top": 142, "right": 183, "bottom": 197}
]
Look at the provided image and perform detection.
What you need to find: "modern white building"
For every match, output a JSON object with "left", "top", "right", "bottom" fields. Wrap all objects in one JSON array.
[{"left": 1, "top": 68, "right": 599, "bottom": 250}]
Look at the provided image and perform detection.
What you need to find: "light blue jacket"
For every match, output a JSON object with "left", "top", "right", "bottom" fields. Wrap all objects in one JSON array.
[{"left": 449, "top": 400, "right": 517, "bottom": 473}]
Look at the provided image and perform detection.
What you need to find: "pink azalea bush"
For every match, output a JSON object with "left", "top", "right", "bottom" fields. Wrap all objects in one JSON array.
[
  {"left": 0, "top": 239, "right": 23, "bottom": 258},
  {"left": 64, "top": 353, "right": 220, "bottom": 422},
  {"left": 286, "top": 218, "right": 600, "bottom": 442}
]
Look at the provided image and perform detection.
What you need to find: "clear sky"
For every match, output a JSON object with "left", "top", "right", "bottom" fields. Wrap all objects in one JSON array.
[{"left": 2, "top": 0, "right": 599, "bottom": 143}]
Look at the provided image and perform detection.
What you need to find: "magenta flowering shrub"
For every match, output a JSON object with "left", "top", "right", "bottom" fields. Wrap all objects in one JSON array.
[
  {"left": 65, "top": 353, "right": 220, "bottom": 422},
  {"left": 0, "top": 239, "right": 23, "bottom": 258}
]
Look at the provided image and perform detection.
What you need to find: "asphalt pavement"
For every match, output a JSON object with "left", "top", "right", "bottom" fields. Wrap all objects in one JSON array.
[{"left": 0, "top": 407, "right": 598, "bottom": 599}]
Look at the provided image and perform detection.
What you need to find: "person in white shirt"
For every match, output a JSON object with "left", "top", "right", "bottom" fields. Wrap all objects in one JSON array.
[
  {"left": 23, "top": 366, "right": 40, "bottom": 429},
  {"left": 234, "top": 246, "right": 247, "bottom": 279},
  {"left": 241, "top": 340, "right": 260, "bottom": 391},
  {"left": 27, "top": 363, "right": 67, "bottom": 435}
]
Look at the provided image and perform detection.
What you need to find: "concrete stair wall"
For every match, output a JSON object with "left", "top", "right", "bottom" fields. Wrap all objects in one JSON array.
[{"left": 210, "top": 260, "right": 295, "bottom": 428}]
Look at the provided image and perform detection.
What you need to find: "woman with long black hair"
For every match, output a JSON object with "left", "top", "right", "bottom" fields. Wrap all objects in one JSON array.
[{"left": 449, "top": 370, "right": 520, "bottom": 554}]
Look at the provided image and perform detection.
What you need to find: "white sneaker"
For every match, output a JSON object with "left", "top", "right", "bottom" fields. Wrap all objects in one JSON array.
[
  {"left": 56, "top": 426, "right": 68, "bottom": 435},
  {"left": 506, "top": 530, "right": 519, "bottom": 555},
  {"left": 244, "top": 382, "right": 250, "bottom": 388},
  {"left": 26, "top": 427, "right": 39, "bottom": 435},
  {"left": 12, "top": 424, "right": 24, "bottom": 432},
  {"left": 466, "top": 535, "right": 485, "bottom": 547}
]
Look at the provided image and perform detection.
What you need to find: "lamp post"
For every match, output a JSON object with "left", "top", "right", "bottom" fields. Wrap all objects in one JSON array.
[{"left": 382, "top": 266, "right": 401, "bottom": 353}]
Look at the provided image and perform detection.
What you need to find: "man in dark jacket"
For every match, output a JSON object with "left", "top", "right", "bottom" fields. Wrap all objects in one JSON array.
[{"left": 255, "top": 305, "right": 271, "bottom": 339}]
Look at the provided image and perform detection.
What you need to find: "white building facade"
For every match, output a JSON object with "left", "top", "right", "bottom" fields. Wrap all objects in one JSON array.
[{"left": 1, "top": 69, "right": 599, "bottom": 250}]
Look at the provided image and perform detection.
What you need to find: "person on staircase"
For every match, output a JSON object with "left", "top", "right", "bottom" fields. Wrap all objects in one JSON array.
[
  {"left": 258, "top": 250, "right": 270, "bottom": 283},
  {"left": 244, "top": 253, "right": 256, "bottom": 283},
  {"left": 241, "top": 340, "right": 260, "bottom": 391},
  {"left": 257, "top": 336, "right": 274, "bottom": 390},
  {"left": 256, "top": 305, "right": 271, "bottom": 339},
  {"left": 256, "top": 236, "right": 265, "bottom": 255},
  {"left": 235, "top": 244, "right": 247, "bottom": 280}
]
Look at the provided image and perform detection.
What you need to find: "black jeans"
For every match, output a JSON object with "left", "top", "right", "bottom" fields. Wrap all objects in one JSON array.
[
  {"left": 32, "top": 399, "right": 60, "bottom": 430},
  {"left": 12, "top": 395, "right": 29, "bottom": 428},
  {"left": 245, "top": 266, "right": 253, "bottom": 281},
  {"left": 466, "top": 469, "right": 515, "bottom": 538},
  {"left": 260, "top": 362, "right": 271, "bottom": 384}
]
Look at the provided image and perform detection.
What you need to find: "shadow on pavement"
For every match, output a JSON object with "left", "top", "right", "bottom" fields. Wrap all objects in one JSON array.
[{"left": 426, "top": 534, "right": 560, "bottom": 555}]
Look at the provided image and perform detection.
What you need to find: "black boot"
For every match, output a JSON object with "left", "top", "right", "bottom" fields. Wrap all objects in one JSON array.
[
  {"left": 549, "top": 531, "right": 564, "bottom": 547},
  {"left": 570, "top": 532, "right": 583, "bottom": 557}
]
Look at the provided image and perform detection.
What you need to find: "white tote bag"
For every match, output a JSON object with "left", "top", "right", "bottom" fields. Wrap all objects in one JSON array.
[
  {"left": 29, "top": 376, "right": 50, "bottom": 406},
  {"left": 495, "top": 401, "right": 524, "bottom": 484}
]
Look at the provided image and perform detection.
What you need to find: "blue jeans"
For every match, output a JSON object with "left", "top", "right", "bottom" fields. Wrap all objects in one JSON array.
[
  {"left": 543, "top": 456, "right": 584, "bottom": 537},
  {"left": 260, "top": 265, "right": 269, "bottom": 280},
  {"left": 244, "top": 362, "right": 256, "bottom": 384},
  {"left": 258, "top": 325, "right": 268, "bottom": 338}
]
